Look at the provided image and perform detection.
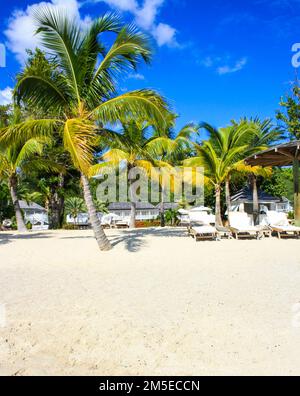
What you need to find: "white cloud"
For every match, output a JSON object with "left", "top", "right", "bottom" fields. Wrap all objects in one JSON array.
[
  {"left": 99, "top": 0, "right": 177, "bottom": 47},
  {"left": 5, "top": 0, "right": 178, "bottom": 65},
  {"left": 0, "top": 87, "right": 13, "bottom": 105},
  {"left": 217, "top": 57, "right": 248, "bottom": 75},
  {"left": 100, "top": 0, "right": 138, "bottom": 13},
  {"left": 134, "top": 0, "right": 164, "bottom": 30},
  {"left": 5, "top": 0, "right": 89, "bottom": 64},
  {"left": 127, "top": 73, "right": 145, "bottom": 80},
  {"left": 152, "top": 23, "right": 177, "bottom": 47}
]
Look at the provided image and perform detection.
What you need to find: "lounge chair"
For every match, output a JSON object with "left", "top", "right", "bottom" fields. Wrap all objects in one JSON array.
[
  {"left": 229, "top": 212, "right": 263, "bottom": 240},
  {"left": 114, "top": 217, "right": 130, "bottom": 229},
  {"left": 266, "top": 211, "right": 300, "bottom": 239},
  {"left": 190, "top": 225, "right": 219, "bottom": 241},
  {"left": 216, "top": 225, "right": 234, "bottom": 239}
]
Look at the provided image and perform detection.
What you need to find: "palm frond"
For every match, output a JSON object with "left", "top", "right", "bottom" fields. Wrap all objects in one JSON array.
[
  {"left": 90, "top": 90, "right": 169, "bottom": 128},
  {"left": 63, "top": 119, "right": 97, "bottom": 174},
  {"left": 93, "top": 24, "right": 152, "bottom": 84},
  {"left": 15, "top": 75, "right": 69, "bottom": 113},
  {"left": 21, "top": 158, "right": 65, "bottom": 175},
  {"left": 33, "top": 5, "right": 82, "bottom": 104},
  {"left": 0, "top": 119, "right": 62, "bottom": 148},
  {"left": 102, "top": 149, "right": 131, "bottom": 164},
  {"left": 14, "top": 138, "right": 47, "bottom": 169}
]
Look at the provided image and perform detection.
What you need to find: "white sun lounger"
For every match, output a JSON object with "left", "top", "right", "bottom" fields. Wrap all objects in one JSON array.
[
  {"left": 266, "top": 211, "right": 300, "bottom": 239},
  {"left": 190, "top": 225, "right": 219, "bottom": 241},
  {"left": 229, "top": 212, "right": 263, "bottom": 240}
]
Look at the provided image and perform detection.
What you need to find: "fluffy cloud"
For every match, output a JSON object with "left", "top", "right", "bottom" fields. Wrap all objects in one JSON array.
[
  {"left": 100, "top": 0, "right": 138, "bottom": 13},
  {"left": 5, "top": 0, "right": 177, "bottom": 64},
  {"left": 152, "top": 23, "right": 177, "bottom": 47},
  {"left": 94, "top": 0, "right": 177, "bottom": 46},
  {"left": 134, "top": 0, "right": 163, "bottom": 30},
  {"left": 5, "top": 0, "right": 90, "bottom": 64},
  {"left": 0, "top": 87, "right": 13, "bottom": 105}
]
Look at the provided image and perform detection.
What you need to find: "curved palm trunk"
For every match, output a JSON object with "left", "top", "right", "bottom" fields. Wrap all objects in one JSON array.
[
  {"left": 49, "top": 174, "right": 65, "bottom": 229},
  {"left": 251, "top": 174, "right": 259, "bottom": 226},
  {"left": 225, "top": 176, "right": 231, "bottom": 225},
  {"left": 9, "top": 175, "right": 27, "bottom": 232},
  {"left": 160, "top": 189, "right": 165, "bottom": 227},
  {"left": 215, "top": 185, "right": 223, "bottom": 227},
  {"left": 130, "top": 201, "right": 136, "bottom": 229},
  {"left": 81, "top": 174, "right": 112, "bottom": 251},
  {"left": 128, "top": 172, "right": 137, "bottom": 229}
]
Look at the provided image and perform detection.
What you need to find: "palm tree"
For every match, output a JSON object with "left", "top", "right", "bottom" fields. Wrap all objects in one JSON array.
[
  {"left": 234, "top": 118, "right": 282, "bottom": 224},
  {"left": 153, "top": 117, "right": 200, "bottom": 226},
  {"left": 0, "top": 137, "right": 57, "bottom": 232},
  {"left": 0, "top": 9, "right": 169, "bottom": 251},
  {"left": 65, "top": 197, "right": 86, "bottom": 226},
  {"left": 185, "top": 122, "right": 258, "bottom": 226},
  {"left": 90, "top": 120, "right": 175, "bottom": 228}
]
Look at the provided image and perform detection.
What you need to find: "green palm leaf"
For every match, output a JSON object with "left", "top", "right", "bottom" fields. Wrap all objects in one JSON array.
[{"left": 90, "top": 90, "right": 168, "bottom": 128}]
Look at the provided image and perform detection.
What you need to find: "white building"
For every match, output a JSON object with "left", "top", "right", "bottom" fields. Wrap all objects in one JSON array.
[
  {"left": 230, "top": 187, "right": 292, "bottom": 214},
  {"left": 19, "top": 200, "right": 49, "bottom": 230},
  {"left": 108, "top": 202, "right": 159, "bottom": 221}
]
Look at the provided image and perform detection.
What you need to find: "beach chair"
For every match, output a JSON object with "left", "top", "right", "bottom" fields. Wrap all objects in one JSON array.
[
  {"left": 266, "top": 211, "right": 300, "bottom": 239},
  {"left": 190, "top": 225, "right": 219, "bottom": 241},
  {"left": 229, "top": 212, "right": 263, "bottom": 240},
  {"left": 115, "top": 217, "right": 130, "bottom": 229},
  {"left": 216, "top": 225, "right": 234, "bottom": 239}
]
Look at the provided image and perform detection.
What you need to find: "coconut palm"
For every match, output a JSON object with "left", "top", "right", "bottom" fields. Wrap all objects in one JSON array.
[
  {"left": 0, "top": 137, "right": 59, "bottom": 232},
  {"left": 0, "top": 9, "right": 169, "bottom": 251},
  {"left": 155, "top": 121, "right": 200, "bottom": 226},
  {"left": 185, "top": 122, "right": 258, "bottom": 226},
  {"left": 90, "top": 120, "right": 176, "bottom": 228},
  {"left": 233, "top": 118, "right": 282, "bottom": 224}
]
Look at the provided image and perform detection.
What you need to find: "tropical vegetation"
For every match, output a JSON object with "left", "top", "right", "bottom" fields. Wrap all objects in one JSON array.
[{"left": 0, "top": 8, "right": 295, "bottom": 248}]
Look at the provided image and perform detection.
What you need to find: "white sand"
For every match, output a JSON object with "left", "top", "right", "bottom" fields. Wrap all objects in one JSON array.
[{"left": 1, "top": 228, "right": 300, "bottom": 376}]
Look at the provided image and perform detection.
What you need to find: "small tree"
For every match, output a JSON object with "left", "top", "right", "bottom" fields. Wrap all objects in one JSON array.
[
  {"left": 65, "top": 197, "right": 86, "bottom": 226},
  {"left": 276, "top": 83, "right": 300, "bottom": 140}
]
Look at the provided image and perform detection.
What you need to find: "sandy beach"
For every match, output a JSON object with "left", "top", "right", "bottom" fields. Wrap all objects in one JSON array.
[{"left": 1, "top": 228, "right": 300, "bottom": 376}]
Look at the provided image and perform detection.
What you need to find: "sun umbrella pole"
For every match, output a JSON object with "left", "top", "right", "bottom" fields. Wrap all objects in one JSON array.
[{"left": 293, "top": 159, "right": 300, "bottom": 226}]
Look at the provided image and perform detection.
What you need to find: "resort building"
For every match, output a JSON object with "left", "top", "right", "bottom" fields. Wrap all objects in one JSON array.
[
  {"left": 108, "top": 202, "right": 159, "bottom": 221},
  {"left": 19, "top": 200, "right": 49, "bottom": 230},
  {"left": 230, "top": 187, "right": 292, "bottom": 214}
]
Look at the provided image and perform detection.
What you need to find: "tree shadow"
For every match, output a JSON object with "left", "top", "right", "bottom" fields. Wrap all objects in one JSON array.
[
  {"left": 0, "top": 227, "right": 189, "bottom": 253},
  {"left": 0, "top": 232, "right": 53, "bottom": 245},
  {"left": 110, "top": 227, "right": 189, "bottom": 252},
  {"left": 0, "top": 238, "right": 11, "bottom": 246},
  {"left": 110, "top": 233, "right": 146, "bottom": 252}
]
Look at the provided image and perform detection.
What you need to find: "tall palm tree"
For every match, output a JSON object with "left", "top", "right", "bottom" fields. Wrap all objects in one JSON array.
[
  {"left": 0, "top": 137, "right": 59, "bottom": 232},
  {"left": 153, "top": 119, "right": 200, "bottom": 226},
  {"left": 185, "top": 122, "right": 258, "bottom": 226},
  {"left": 90, "top": 120, "right": 176, "bottom": 228},
  {"left": 0, "top": 9, "right": 169, "bottom": 250},
  {"left": 234, "top": 118, "right": 282, "bottom": 224}
]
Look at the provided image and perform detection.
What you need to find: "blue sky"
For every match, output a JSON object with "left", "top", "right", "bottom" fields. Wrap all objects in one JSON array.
[{"left": 0, "top": 0, "right": 299, "bottom": 131}]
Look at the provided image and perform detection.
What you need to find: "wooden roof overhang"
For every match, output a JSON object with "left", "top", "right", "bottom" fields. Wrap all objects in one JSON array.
[{"left": 245, "top": 141, "right": 300, "bottom": 167}]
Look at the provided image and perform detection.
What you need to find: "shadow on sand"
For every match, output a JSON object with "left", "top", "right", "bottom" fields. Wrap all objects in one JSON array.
[
  {"left": 110, "top": 227, "right": 189, "bottom": 252},
  {"left": 0, "top": 227, "right": 189, "bottom": 253},
  {"left": 0, "top": 232, "right": 53, "bottom": 246}
]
